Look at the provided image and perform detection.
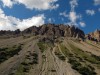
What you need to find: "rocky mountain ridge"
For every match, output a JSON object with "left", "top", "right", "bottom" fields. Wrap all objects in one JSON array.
[
  {"left": 22, "top": 24, "right": 85, "bottom": 39},
  {"left": 0, "top": 24, "right": 100, "bottom": 42},
  {"left": 86, "top": 29, "right": 100, "bottom": 42}
]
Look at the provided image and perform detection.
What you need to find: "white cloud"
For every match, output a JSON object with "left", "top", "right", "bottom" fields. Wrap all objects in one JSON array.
[
  {"left": 60, "top": 11, "right": 68, "bottom": 17},
  {"left": 69, "top": 11, "right": 77, "bottom": 24},
  {"left": 50, "top": 4, "right": 59, "bottom": 9},
  {"left": 68, "top": 0, "right": 79, "bottom": 25},
  {"left": 70, "top": 0, "right": 78, "bottom": 11},
  {"left": 86, "top": 10, "right": 95, "bottom": 16},
  {"left": 65, "top": 0, "right": 85, "bottom": 27},
  {"left": 1, "top": 0, "right": 14, "bottom": 8},
  {"left": 94, "top": 0, "right": 100, "bottom": 5},
  {"left": 48, "top": 18, "right": 55, "bottom": 23},
  {"left": 67, "top": 0, "right": 81, "bottom": 26},
  {"left": 1, "top": 0, "right": 59, "bottom": 10},
  {"left": 0, "top": 8, "right": 45, "bottom": 31},
  {"left": 17, "top": 15, "right": 45, "bottom": 30},
  {"left": 79, "top": 22, "right": 86, "bottom": 27}
]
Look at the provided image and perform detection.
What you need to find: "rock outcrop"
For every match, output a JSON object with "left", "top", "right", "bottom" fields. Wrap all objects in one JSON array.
[
  {"left": 0, "top": 24, "right": 85, "bottom": 39},
  {"left": 22, "top": 24, "right": 85, "bottom": 39},
  {"left": 86, "top": 29, "right": 100, "bottom": 42}
]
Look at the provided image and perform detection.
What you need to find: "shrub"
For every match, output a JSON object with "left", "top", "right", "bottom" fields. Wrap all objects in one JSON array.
[
  {"left": 68, "top": 58, "right": 96, "bottom": 75},
  {"left": 37, "top": 42, "right": 47, "bottom": 53},
  {"left": 0, "top": 45, "right": 22, "bottom": 63},
  {"left": 55, "top": 52, "right": 65, "bottom": 61}
]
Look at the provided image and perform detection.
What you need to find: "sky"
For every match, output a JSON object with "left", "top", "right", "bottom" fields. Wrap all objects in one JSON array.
[{"left": 0, "top": 0, "right": 100, "bottom": 33}]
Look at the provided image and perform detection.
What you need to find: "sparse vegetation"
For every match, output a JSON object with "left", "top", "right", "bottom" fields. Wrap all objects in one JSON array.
[
  {"left": 50, "top": 69, "right": 56, "bottom": 72},
  {"left": 0, "top": 45, "right": 22, "bottom": 64},
  {"left": 60, "top": 44, "right": 97, "bottom": 75},
  {"left": 22, "top": 35, "right": 31, "bottom": 39},
  {"left": 86, "top": 40, "right": 100, "bottom": 49},
  {"left": 55, "top": 52, "right": 65, "bottom": 61},
  {"left": 15, "top": 52, "right": 38, "bottom": 75},
  {"left": 68, "top": 58, "right": 96, "bottom": 75},
  {"left": 69, "top": 43, "right": 100, "bottom": 65},
  {"left": 60, "top": 44, "right": 72, "bottom": 57},
  {"left": 37, "top": 42, "right": 47, "bottom": 53}
]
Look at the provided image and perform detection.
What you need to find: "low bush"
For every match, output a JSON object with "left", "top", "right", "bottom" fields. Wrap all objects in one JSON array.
[
  {"left": 0, "top": 45, "right": 22, "bottom": 63},
  {"left": 55, "top": 52, "right": 65, "bottom": 61},
  {"left": 37, "top": 42, "right": 47, "bottom": 53},
  {"left": 68, "top": 57, "right": 96, "bottom": 75}
]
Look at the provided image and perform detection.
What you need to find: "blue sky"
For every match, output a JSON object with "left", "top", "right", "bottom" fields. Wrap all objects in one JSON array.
[{"left": 0, "top": 0, "right": 100, "bottom": 33}]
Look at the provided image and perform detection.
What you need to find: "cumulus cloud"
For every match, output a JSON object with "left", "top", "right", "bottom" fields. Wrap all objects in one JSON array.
[
  {"left": 94, "top": 0, "right": 100, "bottom": 5},
  {"left": 67, "top": 0, "right": 81, "bottom": 26},
  {"left": 0, "top": 8, "right": 45, "bottom": 31},
  {"left": 69, "top": 11, "right": 77, "bottom": 25},
  {"left": 1, "top": 0, "right": 59, "bottom": 10},
  {"left": 64, "top": 0, "right": 85, "bottom": 27},
  {"left": 59, "top": 1, "right": 81, "bottom": 26},
  {"left": 79, "top": 22, "right": 86, "bottom": 27},
  {"left": 1, "top": 0, "right": 14, "bottom": 8},
  {"left": 86, "top": 10, "right": 95, "bottom": 16},
  {"left": 17, "top": 15, "right": 45, "bottom": 30},
  {"left": 68, "top": 0, "right": 78, "bottom": 25},
  {"left": 68, "top": 11, "right": 82, "bottom": 25}
]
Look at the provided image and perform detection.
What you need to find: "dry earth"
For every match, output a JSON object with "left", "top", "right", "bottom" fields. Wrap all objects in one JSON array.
[{"left": 0, "top": 36, "right": 100, "bottom": 75}]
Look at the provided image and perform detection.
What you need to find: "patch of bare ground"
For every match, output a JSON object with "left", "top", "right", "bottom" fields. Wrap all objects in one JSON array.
[
  {"left": 63, "top": 39, "right": 100, "bottom": 75},
  {"left": 0, "top": 37, "right": 38, "bottom": 75}
]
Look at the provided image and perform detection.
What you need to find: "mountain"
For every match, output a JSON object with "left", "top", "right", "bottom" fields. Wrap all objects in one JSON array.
[
  {"left": 0, "top": 24, "right": 85, "bottom": 40},
  {"left": 0, "top": 24, "right": 100, "bottom": 75},
  {"left": 86, "top": 29, "right": 100, "bottom": 42},
  {"left": 22, "top": 24, "right": 85, "bottom": 39}
]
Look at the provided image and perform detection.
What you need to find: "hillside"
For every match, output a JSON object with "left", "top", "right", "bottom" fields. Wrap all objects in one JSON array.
[{"left": 0, "top": 24, "right": 100, "bottom": 75}]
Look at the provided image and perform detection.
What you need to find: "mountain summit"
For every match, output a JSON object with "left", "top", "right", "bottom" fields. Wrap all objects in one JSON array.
[
  {"left": 22, "top": 24, "right": 85, "bottom": 39},
  {"left": 0, "top": 24, "right": 85, "bottom": 40}
]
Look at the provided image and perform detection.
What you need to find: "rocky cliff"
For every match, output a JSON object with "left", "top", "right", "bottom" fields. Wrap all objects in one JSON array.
[
  {"left": 0, "top": 24, "right": 85, "bottom": 39},
  {"left": 86, "top": 29, "right": 100, "bottom": 42},
  {"left": 22, "top": 24, "right": 85, "bottom": 39}
]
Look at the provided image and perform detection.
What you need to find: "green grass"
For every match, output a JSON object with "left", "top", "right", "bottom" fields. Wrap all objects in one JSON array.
[
  {"left": 59, "top": 44, "right": 96, "bottom": 75},
  {"left": 68, "top": 58, "right": 96, "bottom": 75},
  {"left": 60, "top": 44, "right": 73, "bottom": 57},
  {"left": 15, "top": 59, "right": 31, "bottom": 75},
  {"left": 0, "top": 45, "right": 22, "bottom": 64},
  {"left": 37, "top": 42, "right": 47, "bottom": 53},
  {"left": 15, "top": 65, "right": 25, "bottom": 75},
  {"left": 86, "top": 40, "right": 100, "bottom": 49},
  {"left": 15, "top": 52, "right": 38, "bottom": 75},
  {"left": 69, "top": 44, "right": 100, "bottom": 65},
  {"left": 15, "top": 60, "right": 30, "bottom": 75},
  {"left": 55, "top": 52, "right": 66, "bottom": 61}
]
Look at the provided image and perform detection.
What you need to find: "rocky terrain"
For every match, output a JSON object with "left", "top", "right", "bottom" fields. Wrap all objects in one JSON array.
[
  {"left": 22, "top": 24, "right": 85, "bottom": 39},
  {"left": 0, "top": 24, "right": 85, "bottom": 39},
  {"left": 86, "top": 29, "right": 100, "bottom": 42},
  {"left": 0, "top": 24, "right": 100, "bottom": 75}
]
